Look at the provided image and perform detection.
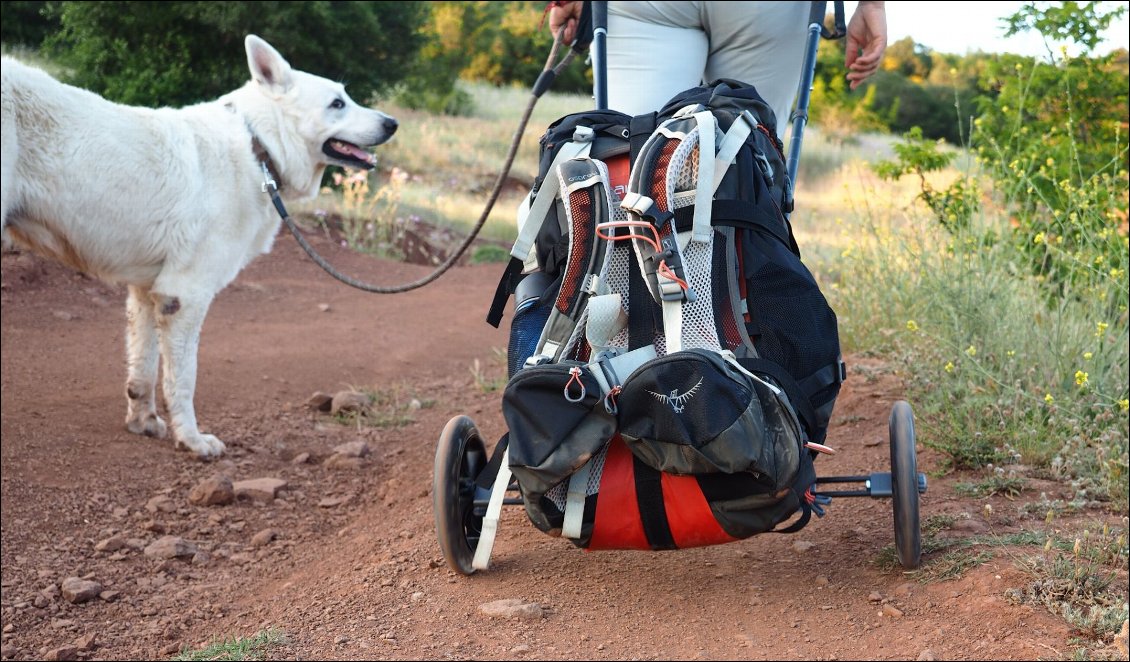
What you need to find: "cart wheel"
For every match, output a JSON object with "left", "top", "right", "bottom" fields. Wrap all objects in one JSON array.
[
  {"left": 889, "top": 401, "right": 922, "bottom": 569},
  {"left": 433, "top": 415, "right": 487, "bottom": 575}
]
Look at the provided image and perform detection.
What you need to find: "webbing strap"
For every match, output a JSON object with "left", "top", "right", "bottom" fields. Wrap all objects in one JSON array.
[
  {"left": 662, "top": 298, "right": 683, "bottom": 353},
  {"left": 472, "top": 447, "right": 512, "bottom": 571},
  {"left": 561, "top": 461, "right": 591, "bottom": 539},
  {"left": 690, "top": 110, "right": 716, "bottom": 244},
  {"left": 713, "top": 112, "right": 754, "bottom": 193},
  {"left": 510, "top": 140, "right": 592, "bottom": 261},
  {"left": 633, "top": 455, "right": 676, "bottom": 550}
]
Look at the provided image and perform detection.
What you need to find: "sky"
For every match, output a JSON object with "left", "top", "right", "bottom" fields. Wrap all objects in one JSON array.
[{"left": 843, "top": 0, "right": 1130, "bottom": 58}]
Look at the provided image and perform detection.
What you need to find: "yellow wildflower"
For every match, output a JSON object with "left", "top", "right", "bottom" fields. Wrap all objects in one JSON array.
[
  {"left": 1119, "top": 399, "right": 1128, "bottom": 412},
  {"left": 965, "top": 345, "right": 977, "bottom": 357},
  {"left": 1096, "top": 322, "right": 1109, "bottom": 338},
  {"left": 1045, "top": 393, "right": 1054, "bottom": 404},
  {"left": 906, "top": 320, "right": 919, "bottom": 332},
  {"left": 1083, "top": 352, "right": 1093, "bottom": 361},
  {"left": 944, "top": 362, "right": 955, "bottom": 373},
  {"left": 1075, "top": 371, "right": 1089, "bottom": 387}
]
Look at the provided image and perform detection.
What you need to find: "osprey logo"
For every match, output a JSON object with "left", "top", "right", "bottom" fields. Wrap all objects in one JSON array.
[{"left": 647, "top": 378, "right": 704, "bottom": 414}]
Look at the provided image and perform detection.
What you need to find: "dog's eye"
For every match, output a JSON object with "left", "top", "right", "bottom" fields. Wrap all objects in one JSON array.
[{"left": 329, "top": 98, "right": 345, "bottom": 110}]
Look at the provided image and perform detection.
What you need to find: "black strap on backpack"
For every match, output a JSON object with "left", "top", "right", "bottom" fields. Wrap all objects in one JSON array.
[{"left": 815, "top": 1, "right": 848, "bottom": 40}]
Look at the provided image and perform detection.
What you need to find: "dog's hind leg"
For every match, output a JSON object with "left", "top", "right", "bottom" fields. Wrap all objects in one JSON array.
[
  {"left": 1, "top": 91, "right": 15, "bottom": 249},
  {"left": 125, "top": 285, "right": 169, "bottom": 439},
  {"left": 154, "top": 291, "right": 225, "bottom": 458}
]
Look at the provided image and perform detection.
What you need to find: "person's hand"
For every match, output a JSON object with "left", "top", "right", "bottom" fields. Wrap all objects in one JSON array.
[
  {"left": 845, "top": 0, "right": 887, "bottom": 90},
  {"left": 547, "top": 0, "right": 584, "bottom": 44}
]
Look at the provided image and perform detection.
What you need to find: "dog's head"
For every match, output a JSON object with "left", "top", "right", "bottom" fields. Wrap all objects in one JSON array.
[{"left": 242, "top": 35, "right": 397, "bottom": 193}]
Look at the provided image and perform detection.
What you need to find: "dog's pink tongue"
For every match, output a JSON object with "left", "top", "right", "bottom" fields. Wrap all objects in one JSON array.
[{"left": 333, "top": 140, "right": 375, "bottom": 165}]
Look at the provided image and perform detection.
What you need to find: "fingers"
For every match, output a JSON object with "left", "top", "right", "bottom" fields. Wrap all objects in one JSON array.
[{"left": 845, "top": 40, "right": 885, "bottom": 89}]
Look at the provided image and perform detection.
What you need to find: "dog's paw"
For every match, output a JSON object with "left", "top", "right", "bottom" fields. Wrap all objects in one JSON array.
[
  {"left": 175, "top": 433, "right": 226, "bottom": 459},
  {"left": 126, "top": 413, "right": 168, "bottom": 439}
]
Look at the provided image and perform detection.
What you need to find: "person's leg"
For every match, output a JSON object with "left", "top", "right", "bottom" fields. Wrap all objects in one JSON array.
[
  {"left": 604, "top": 1, "right": 708, "bottom": 115},
  {"left": 701, "top": 1, "right": 811, "bottom": 136}
]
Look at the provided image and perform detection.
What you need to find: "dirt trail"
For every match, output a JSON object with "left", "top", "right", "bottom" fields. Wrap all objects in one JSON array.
[{"left": 0, "top": 228, "right": 1107, "bottom": 661}]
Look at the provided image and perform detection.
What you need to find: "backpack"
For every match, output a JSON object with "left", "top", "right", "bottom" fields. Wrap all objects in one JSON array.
[{"left": 481, "top": 79, "right": 845, "bottom": 554}]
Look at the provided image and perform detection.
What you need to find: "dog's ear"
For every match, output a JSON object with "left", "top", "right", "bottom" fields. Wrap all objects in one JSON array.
[{"left": 245, "top": 35, "right": 293, "bottom": 94}]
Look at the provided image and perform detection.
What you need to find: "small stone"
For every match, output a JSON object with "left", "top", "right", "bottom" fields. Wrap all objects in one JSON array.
[
  {"left": 324, "top": 454, "right": 364, "bottom": 471},
  {"left": 188, "top": 475, "right": 235, "bottom": 506},
  {"left": 1, "top": 644, "right": 18, "bottom": 659},
  {"left": 814, "top": 575, "right": 829, "bottom": 586},
  {"left": 233, "top": 478, "right": 288, "bottom": 502},
  {"left": 44, "top": 646, "right": 77, "bottom": 661},
  {"left": 98, "top": 590, "right": 120, "bottom": 602},
  {"left": 73, "top": 633, "right": 97, "bottom": 652},
  {"left": 94, "top": 536, "right": 125, "bottom": 553},
  {"left": 478, "top": 599, "right": 544, "bottom": 620},
  {"left": 410, "top": 592, "right": 424, "bottom": 602},
  {"left": 145, "top": 495, "right": 176, "bottom": 514},
  {"left": 60, "top": 578, "right": 102, "bottom": 604},
  {"left": 291, "top": 452, "right": 311, "bottom": 465},
  {"left": 143, "top": 536, "right": 197, "bottom": 560},
  {"left": 318, "top": 496, "right": 351, "bottom": 508},
  {"left": 792, "top": 540, "right": 815, "bottom": 553},
  {"left": 917, "top": 649, "right": 937, "bottom": 661},
  {"left": 142, "top": 520, "right": 167, "bottom": 534},
  {"left": 250, "top": 529, "right": 278, "bottom": 547},
  {"left": 330, "top": 391, "right": 369, "bottom": 415},
  {"left": 192, "top": 551, "right": 212, "bottom": 567},
  {"left": 306, "top": 392, "right": 334, "bottom": 412},
  {"left": 882, "top": 604, "right": 904, "bottom": 618},
  {"left": 868, "top": 591, "right": 883, "bottom": 603},
  {"left": 334, "top": 635, "right": 348, "bottom": 645},
  {"left": 318, "top": 303, "right": 331, "bottom": 313},
  {"left": 333, "top": 440, "right": 370, "bottom": 458}
]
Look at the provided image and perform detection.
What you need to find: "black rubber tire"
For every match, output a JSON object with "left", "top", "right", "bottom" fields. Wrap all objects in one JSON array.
[
  {"left": 433, "top": 415, "right": 487, "bottom": 575},
  {"left": 889, "top": 400, "right": 922, "bottom": 569}
]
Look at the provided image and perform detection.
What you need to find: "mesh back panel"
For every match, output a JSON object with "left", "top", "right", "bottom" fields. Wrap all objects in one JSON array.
[
  {"left": 507, "top": 301, "right": 551, "bottom": 378},
  {"left": 546, "top": 442, "right": 609, "bottom": 509}
]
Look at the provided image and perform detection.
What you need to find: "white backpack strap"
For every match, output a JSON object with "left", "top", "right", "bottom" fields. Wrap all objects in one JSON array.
[
  {"left": 690, "top": 110, "right": 716, "bottom": 245},
  {"left": 472, "top": 447, "right": 513, "bottom": 571},
  {"left": 712, "top": 111, "right": 756, "bottom": 194},
  {"left": 510, "top": 139, "right": 593, "bottom": 263},
  {"left": 561, "top": 461, "right": 592, "bottom": 539}
]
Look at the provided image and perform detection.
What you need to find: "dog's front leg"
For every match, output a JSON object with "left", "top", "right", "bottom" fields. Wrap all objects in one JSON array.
[
  {"left": 124, "top": 285, "right": 168, "bottom": 439},
  {"left": 154, "top": 292, "right": 225, "bottom": 458}
]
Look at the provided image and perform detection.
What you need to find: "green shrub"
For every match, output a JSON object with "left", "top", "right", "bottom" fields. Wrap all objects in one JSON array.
[{"left": 42, "top": 1, "right": 428, "bottom": 107}]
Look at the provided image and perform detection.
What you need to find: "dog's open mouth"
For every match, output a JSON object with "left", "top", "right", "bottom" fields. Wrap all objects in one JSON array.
[{"left": 322, "top": 139, "right": 376, "bottom": 170}]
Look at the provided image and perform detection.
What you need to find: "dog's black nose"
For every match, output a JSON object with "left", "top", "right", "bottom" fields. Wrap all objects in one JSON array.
[{"left": 383, "top": 117, "right": 398, "bottom": 136}]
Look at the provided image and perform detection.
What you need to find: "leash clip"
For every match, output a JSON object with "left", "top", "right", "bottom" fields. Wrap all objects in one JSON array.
[{"left": 260, "top": 161, "right": 278, "bottom": 194}]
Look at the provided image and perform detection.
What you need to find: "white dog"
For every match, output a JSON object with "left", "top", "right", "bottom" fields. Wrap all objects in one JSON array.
[{"left": 0, "top": 35, "right": 397, "bottom": 458}]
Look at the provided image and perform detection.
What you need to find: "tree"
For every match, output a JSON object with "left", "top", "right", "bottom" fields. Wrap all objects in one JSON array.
[
  {"left": 883, "top": 37, "right": 932, "bottom": 82},
  {"left": 0, "top": 1, "right": 61, "bottom": 48},
  {"left": 42, "top": 1, "right": 428, "bottom": 107}
]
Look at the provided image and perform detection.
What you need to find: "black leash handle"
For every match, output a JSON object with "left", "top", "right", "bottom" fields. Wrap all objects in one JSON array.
[{"left": 272, "top": 30, "right": 575, "bottom": 294}]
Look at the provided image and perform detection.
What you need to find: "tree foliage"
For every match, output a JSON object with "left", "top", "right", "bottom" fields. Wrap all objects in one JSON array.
[{"left": 40, "top": 1, "right": 428, "bottom": 107}]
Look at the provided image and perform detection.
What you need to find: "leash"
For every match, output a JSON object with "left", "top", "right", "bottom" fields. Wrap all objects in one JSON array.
[{"left": 261, "top": 30, "right": 576, "bottom": 294}]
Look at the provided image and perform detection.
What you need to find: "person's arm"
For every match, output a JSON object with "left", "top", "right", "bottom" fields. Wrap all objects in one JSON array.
[
  {"left": 547, "top": 0, "right": 585, "bottom": 44},
  {"left": 845, "top": 0, "right": 887, "bottom": 89}
]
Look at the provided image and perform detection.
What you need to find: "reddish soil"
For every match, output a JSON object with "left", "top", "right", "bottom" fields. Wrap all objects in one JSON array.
[{"left": 0, "top": 226, "right": 1122, "bottom": 661}]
